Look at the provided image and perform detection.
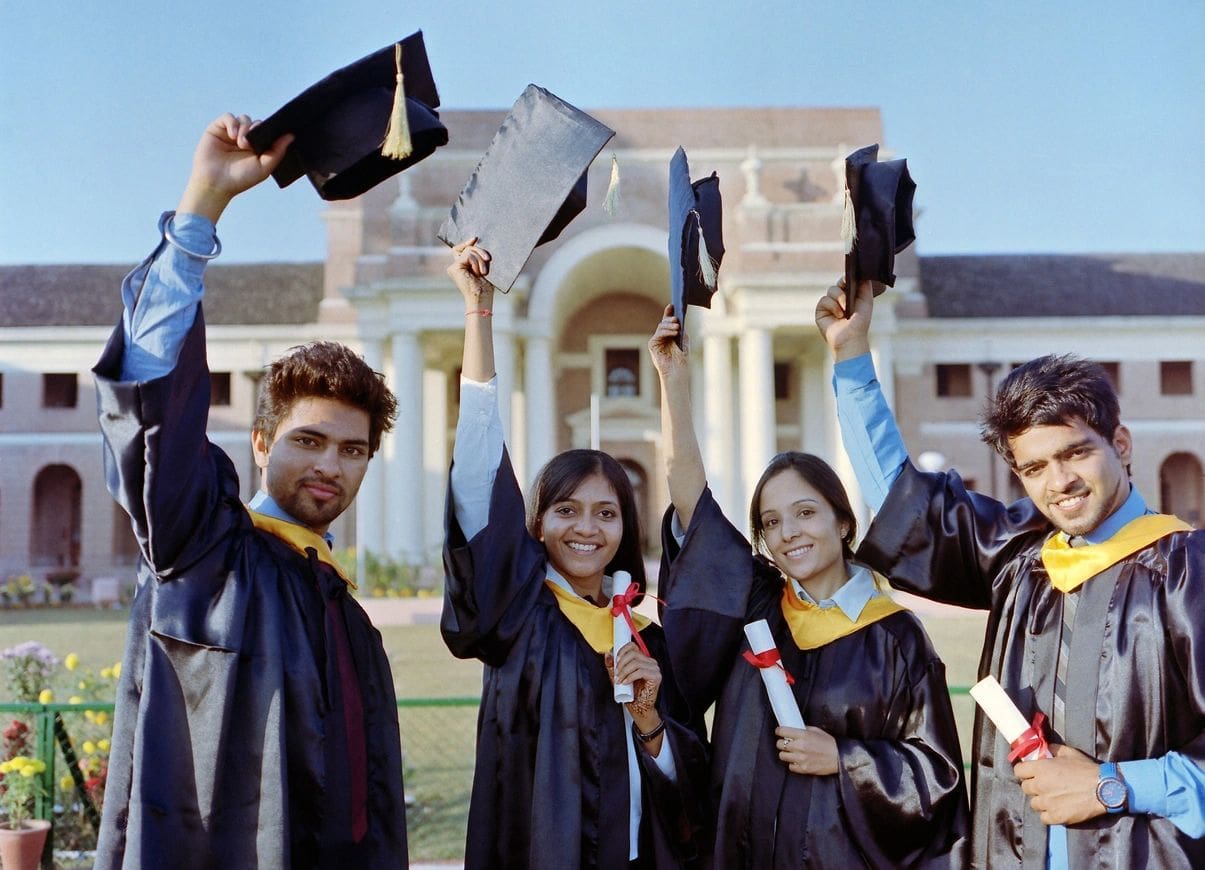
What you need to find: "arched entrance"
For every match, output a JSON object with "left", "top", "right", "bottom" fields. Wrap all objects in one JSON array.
[
  {"left": 31, "top": 464, "right": 82, "bottom": 569},
  {"left": 1160, "top": 452, "right": 1203, "bottom": 527}
]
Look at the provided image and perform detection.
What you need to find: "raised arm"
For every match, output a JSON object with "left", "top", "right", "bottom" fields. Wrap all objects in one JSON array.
[{"left": 649, "top": 306, "right": 705, "bottom": 529}]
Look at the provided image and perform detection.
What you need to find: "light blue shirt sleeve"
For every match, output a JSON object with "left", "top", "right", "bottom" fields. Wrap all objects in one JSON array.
[
  {"left": 450, "top": 376, "right": 505, "bottom": 540},
  {"left": 832, "top": 353, "right": 910, "bottom": 513},
  {"left": 120, "top": 211, "right": 218, "bottom": 381},
  {"left": 1122, "top": 753, "right": 1205, "bottom": 837}
]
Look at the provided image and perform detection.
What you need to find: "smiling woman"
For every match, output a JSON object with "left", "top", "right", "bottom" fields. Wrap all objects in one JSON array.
[
  {"left": 649, "top": 308, "right": 970, "bottom": 868},
  {"left": 439, "top": 240, "right": 708, "bottom": 869}
]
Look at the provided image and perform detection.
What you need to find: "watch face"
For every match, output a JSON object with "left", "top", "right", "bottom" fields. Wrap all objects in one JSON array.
[{"left": 1098, "top": 778, "right": 1126, "bottom": 809}]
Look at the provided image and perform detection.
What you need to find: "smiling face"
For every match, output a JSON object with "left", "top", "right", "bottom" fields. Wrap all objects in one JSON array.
[
  {"left": 537, "top": 472, "right": 623, "bottom": 600},
  {"left": 756, "top": 469, "right": 849, "bottom": 598},
  {"left": 1008, "top": 418, "right": 1132, "bottom": 537},
  {"left": 251, "top": 396, "right": 371, "bottom": 535}
]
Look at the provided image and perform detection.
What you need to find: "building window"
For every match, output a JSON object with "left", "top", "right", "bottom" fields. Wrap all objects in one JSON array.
[
  {"left": 1098, "top": 361, "right": 1120, "bottom": 393},
  {"left": 773, "top": 362, "right": 792, "bottom": 401},
  {"left": 1160, "top": 361, "right": 1193, "bottom": 396},
  {"left": 42, "top": 373, "right": 78, "bottom": 408},
  {"left": 605, "top": 348, "right": 641, "bottom": 397},
  {"left": 210, "top": 372, "right": 232, "bottom": 406},
  {"left": 935, "top": 364, "right": 972, "bottom": 398},
  {"left": 0, "top": 372, "right": 4, "bottom": 408}
]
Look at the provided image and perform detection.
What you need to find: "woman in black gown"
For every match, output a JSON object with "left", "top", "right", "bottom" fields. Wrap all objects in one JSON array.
[
  {"left": 441, "top": 242, "right": 707, "bottom": 870},
  {"left": 649, "top": 307, "right": 969, "bottom": 868}
]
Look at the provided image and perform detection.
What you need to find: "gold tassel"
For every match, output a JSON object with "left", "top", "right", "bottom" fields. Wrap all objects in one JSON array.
[
  {"left": 603, "top": 154, "right": 621, "bottom": 216},
  {"left": 840, "top": 184, "right": 857, "bottom": 254},
  {"left": 382, "top": 42, "right": 413, "bottom": 160},
  {"left": 696, "top": 213, "right": 718, "bottom": 290}
]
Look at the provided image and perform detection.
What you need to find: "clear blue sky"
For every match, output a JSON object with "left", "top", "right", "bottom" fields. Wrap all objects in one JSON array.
[{"left": 2, "top": 0, "right": 1202, "bottom": 264}]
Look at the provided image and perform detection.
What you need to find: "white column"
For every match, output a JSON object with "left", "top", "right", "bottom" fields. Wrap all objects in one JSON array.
[
  {"left": 702, "top": 333, "right": 738, "bottom": 523},
  {"left": 387, "top": 330, "right": 424, "bottom": 563},
  {"left": 356, "top": 337, "right": 386, "bottom": 587},
  {"left": 524, "top": 333, "right": 555, "bottom": 488},
  {"left": 422, "top": 367, "right": 449, "bottom": 558},
  {"left": 739, "top": 327, "right": 776, "bottom": 512},
  {"left": 494, "top": 327, "right": 516, "bottom": 445}
]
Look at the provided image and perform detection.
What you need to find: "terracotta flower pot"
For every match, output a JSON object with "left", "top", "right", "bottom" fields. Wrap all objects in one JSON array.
[{"left": 0, "top": 819, "right": 51, "bottom": 870}]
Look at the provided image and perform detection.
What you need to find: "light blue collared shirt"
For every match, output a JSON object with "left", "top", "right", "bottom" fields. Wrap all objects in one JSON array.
[
  {"left": 789, "top": 564, "right": 881, "bottom": 621},
  {"left": 248, "top": 490, "right": 335, "bottom": 547},
  {"left": 832, "top": 351, "right": 1205, "bottom": 866}
]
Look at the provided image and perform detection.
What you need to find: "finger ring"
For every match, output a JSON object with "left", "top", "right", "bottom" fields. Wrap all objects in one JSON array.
[{"left": 782, "top": 737, "right": 792, "bottom": 746}]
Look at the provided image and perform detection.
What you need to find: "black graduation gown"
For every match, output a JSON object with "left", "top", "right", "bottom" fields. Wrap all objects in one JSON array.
[
  {"left": 660, "top": 488, "right": 970, "bottom": 869},
  {"left": 92, "top": 310, "right": 408, "bottom": 869},
  {"left": 441, "top": 450, "right": 709, "bottom": 870},
  {"left": 857, "top": 462, "right": 1205, "bottom": 868}
]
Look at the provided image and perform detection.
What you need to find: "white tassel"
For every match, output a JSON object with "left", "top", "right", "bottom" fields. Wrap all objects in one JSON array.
[
  {"left": 382, "top": 43, "right": 413, "bottom": 160},
  {"left": 603, "top": 155, "right": 621, "bottom": 216},
  {"left": 696, "top": 214, "right": 718, "bottom": 290},
  {"left": 840, "top": 184, "right": 856, "bottom": 254}
]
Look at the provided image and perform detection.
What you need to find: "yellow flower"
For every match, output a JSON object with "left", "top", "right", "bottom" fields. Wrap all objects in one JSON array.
[
  {"left": 97, "top": 738, "right": 111, "bottom": 753},
  {"left": 78, "top": 680, "right": 88, "bottom": 690},
  {"left": 94, "top": 711, "right": 109, "bottom": 726},
  {"left": 100, "top": 667, "right": 113, "bottom": 680},
  {"left": 60, "top": 775, "right": 75, "bottom": 791},
  {"left": 38, "top": 688, "right": 54, "bottom": 704},
  {"left": 19, "top": 764, "right": 39, "bottom": 778},
  {"left": 0, "top": 760, "right": 11, "bottom": 774},
  {"left": 84, "top": 710, "right": 95, "bottom": 723},
  {"left": 70, "top": 696, "right": 83, "bottom": 705},
  {"left": 82, "top": 741, "right": 96, "bottom": 755},
  {"left": 64, "top": 652, "right": 80, "bottom": 671},
  {"left": 112, "top": 661, "right": 122, "bottom": 678}
]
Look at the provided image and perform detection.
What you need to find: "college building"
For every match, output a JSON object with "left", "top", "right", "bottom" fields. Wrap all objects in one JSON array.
[{"left": 1, "top": 106, "right": 1202, "bottom": 591}]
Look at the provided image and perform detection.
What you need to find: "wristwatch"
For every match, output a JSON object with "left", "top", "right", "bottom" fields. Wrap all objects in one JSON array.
[{"left": 1096, "top": 761, "right": 1128, "bottom": 814}]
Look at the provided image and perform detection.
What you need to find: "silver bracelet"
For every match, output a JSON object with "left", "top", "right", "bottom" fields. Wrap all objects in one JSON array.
[{"left": 160, "top": 210, "right": 222, "bottom": 260}]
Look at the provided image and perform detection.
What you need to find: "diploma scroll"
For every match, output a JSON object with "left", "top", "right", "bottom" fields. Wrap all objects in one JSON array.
[
  {"left": 612, "top": 570, "right": 635, "bottom": 703},
  {"left": 969, "top": 676, "right": 1052, "bottom": 762},
  {"left": 743, "top": 619, "right": 805, "bottom": 729}
]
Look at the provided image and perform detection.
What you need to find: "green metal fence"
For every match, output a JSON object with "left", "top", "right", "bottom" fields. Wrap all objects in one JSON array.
[{"left": 3, "top": 689, "right": 975, "bottom": 867}]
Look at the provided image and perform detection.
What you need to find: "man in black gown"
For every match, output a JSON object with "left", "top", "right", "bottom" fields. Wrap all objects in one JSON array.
[
  {"left": 92, "top": 113, "right": 407, "bottom": 868},
  {"left": 818, "top": 280, "right": 1204, "bottom": 867}
]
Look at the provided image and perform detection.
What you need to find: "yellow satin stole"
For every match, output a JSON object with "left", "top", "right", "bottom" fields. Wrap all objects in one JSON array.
[
  {"left": 544, "top": 580, "right": 651, "bottom": 653},
  {"left": 1040, "top": 514, "right": 1191, "bottom": 593},
  {"left": 247, "top": 508, "right": 355, "bottom": 589},
  {"left": 779, "top": 579, "right": 906, "bottom": 651}
]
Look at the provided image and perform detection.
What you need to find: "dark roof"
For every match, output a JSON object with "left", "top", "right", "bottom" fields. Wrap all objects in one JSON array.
[
  {"left": 0, "top": 263, "right": 325, "bottom": 327},
  {"left": 919, "top": 254, "right": 1205, "bottom": 317}
]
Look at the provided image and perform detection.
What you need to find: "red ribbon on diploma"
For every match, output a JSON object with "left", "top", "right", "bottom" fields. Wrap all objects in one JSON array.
[
  {"left": 1007, "top": 711, "right": 1051, "bottom": 762},
  {"left": 610, "top": 582, "right": 651, "bottom": 657},
  {"left": 741, "top": 648, "right": 796, "bottom": 685}
]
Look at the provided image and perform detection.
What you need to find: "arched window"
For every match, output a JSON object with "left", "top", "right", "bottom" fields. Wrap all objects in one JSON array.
[
  {"left": 31, "top": 464, "right": 82, "bottom": 568},
  {"left": 618, "top": 459, "right": 649, "bottom": 553},
  {"left": 1160, "top": 452, "right": 1203, "bottom": 527}
]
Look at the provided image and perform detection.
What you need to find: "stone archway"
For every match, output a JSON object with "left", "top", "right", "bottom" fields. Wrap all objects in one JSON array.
[
  {"left": 31, "top": 464, "right": 82, "bottom": 569},
  {"left": 1160, "top": 452, "right": 1203, "bottom": 527}
]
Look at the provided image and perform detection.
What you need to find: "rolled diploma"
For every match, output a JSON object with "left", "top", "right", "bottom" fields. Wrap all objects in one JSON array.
[
  {"left": 612, "top": 570, "right": 635, "bottom": 703},
  {"left": 969, "top": 676, "right": 1052, "bottom": 761},
  {"left": 744, "top": 619, "right": 805, "bottom": 729}
]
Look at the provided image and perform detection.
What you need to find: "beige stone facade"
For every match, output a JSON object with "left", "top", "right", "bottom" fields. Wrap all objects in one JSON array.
[{"left": 1, "top": 105, "right": 1202, "bottom": 591}]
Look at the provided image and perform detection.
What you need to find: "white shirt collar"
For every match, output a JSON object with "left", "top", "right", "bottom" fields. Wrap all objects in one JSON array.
[{"left": 790, "top": 564, "right": 880, "bottom": 622}]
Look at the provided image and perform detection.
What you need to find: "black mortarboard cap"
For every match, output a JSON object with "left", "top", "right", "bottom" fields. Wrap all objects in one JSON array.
[
  {"left": 437, "top": 84, "right": 615, "bottom": 293},
  {"left": 842, "top": 144, "right": 916, "bottom": 314},
  {"left": 245, "top": 31, "right": 448, "bottom": 201},
  {"left": 668, "top": 147, "right": 724, "bottom": 346}
]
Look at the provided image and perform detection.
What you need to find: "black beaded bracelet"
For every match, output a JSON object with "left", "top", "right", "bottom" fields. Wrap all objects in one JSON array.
[{"left": 633, "top": 719, "right": 666, "bottom": 743}]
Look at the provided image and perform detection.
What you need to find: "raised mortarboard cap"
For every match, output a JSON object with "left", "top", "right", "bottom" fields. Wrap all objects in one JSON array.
[
  {"left": 842, "top": 144, "right": 916, "bottom": 315},
  {"left": 245, "top": 31, "right": 448, "bottom": 201},
  {"left": 437, "top": 84, "right": 615, "bottom": 293},
  {"left": 668, "top": 147, "right": 724, "bottom": 346}
]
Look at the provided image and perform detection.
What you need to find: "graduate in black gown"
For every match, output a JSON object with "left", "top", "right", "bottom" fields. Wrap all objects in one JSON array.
[
  {"left": 649, "top": 309, "right": 969, "bottom": 868},
  {"left": 441, "top": 241, "right": 708, "bottom": 870}
]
